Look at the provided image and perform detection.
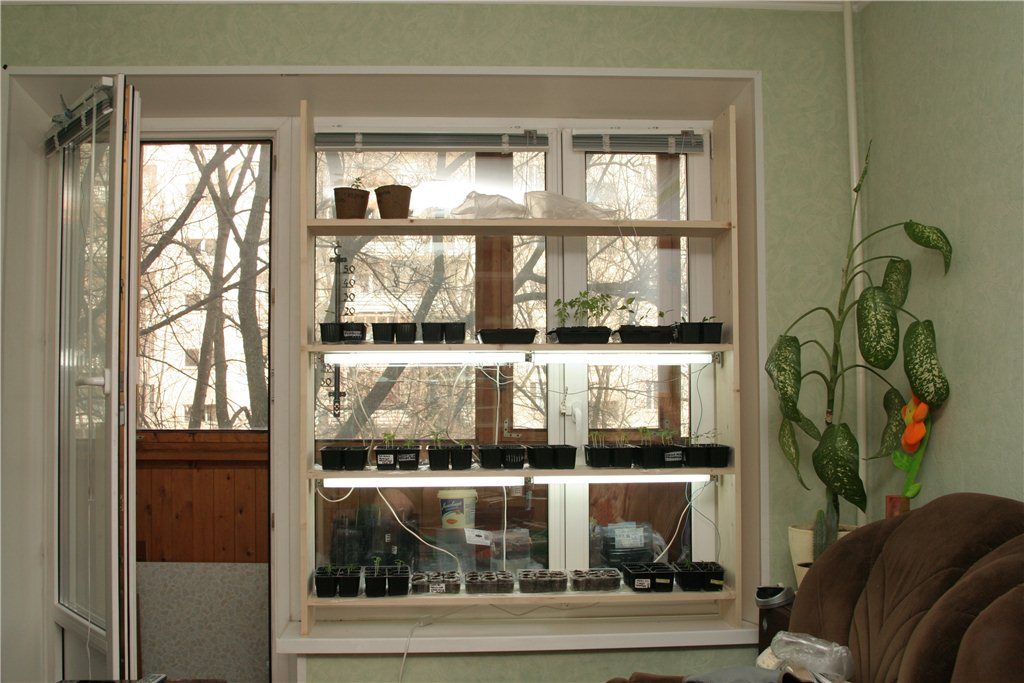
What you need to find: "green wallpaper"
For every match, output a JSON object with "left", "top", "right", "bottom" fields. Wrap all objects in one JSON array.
[{"left": 855, "top": 2, "right": 1024, "bottom": 517}]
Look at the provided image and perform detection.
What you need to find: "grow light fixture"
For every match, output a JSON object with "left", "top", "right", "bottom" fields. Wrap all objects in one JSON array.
[
  {"left": 530, "top": 350, "right": 714, "bottom": 366},
  {"left": 323, "top": 350, "right": 527, "bottom": 366},
  {"left": 533, "top": 473, "right": 713, "bottom": 485},
  {"left": 322, "top": 475, "right": 527, "bottom": 488}
]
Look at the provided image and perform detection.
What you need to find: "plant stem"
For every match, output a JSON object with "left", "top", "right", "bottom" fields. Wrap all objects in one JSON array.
[
  {"left": 801, "top": 370, "right": 831, "bottom": 390},
  {"left": 845, "top": 222, "right": 905, "bottom": 269},
  {"left": 784, "top": 307, "right": 837, "bottom": 335},
  {"left": 835, "top": 363, "right": 900, "bottom": 393},
  {"left": 801, "top": 339, "right": 833, "bottom": 364},
  {"left": 848, "top": 254, "right": 902, "bottom": 273},
  {"left": 847, "top": 270, "right": 875, "bottom": 288},
  {"left": 896, "top": 306, "right": 921, "bottom": 323}
]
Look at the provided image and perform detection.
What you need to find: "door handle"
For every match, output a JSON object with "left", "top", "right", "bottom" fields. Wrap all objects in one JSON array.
[{"left": 76, "top": 369, "right": 111, "bottom": 396}]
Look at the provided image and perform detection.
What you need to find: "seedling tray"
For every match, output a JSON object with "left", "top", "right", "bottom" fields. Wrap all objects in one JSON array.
[
  {"left": 551, "top": 444, "right": 577, "bottom": 469},
  {"left": 464, "top": 571, "right": 515, "bottom": 594},
  {"left": 570, "top": 568, "right": 622, "bottom": 591},
  {"left": 411, "top": 571, "right": 462, "bottom": 594},
  {"left": 477, "top": 328, "right": 537, "bottom": 344},
  {"left": 616, "top": 325, "right": 675, "bottom": 344},
  {"left": 518, "top": 569, "right": 568, "bottom": 593}
]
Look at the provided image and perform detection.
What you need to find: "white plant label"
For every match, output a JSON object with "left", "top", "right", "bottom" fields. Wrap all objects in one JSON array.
[
  {"left": 465, "top": 528, "right": 493, "bottom": 546},
  {"left": 614, "top": 526, "right": 645, "bottom": 549},
  {"left": 428, "top": 583, "right": 447, "bottom": 593},
  {"left": 634, "top": 578, "right": 651, "bottom": 589},
  {"left": 376, "top": 453, "right": 394, "bottom": 465}
]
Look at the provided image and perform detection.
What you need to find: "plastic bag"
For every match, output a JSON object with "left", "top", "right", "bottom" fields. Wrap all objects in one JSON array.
[
  {"left": 450, "top": 191, "right": 527, "bottom": 219},
  {"left": 770, "top": 631, "right": 854, "bottom": 682},
  {"left": 523, "top": 191, "right": 619, "bottom": 219}
]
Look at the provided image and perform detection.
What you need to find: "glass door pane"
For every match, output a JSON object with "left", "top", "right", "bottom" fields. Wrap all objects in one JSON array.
[{"left": 58, "top": 110, "right": 113, "bottom": 628}]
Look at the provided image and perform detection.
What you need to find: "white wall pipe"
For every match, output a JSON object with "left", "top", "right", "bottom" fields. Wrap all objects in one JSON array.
[{"left": 844, "top": 1, "right": 868, "bottom": 526}]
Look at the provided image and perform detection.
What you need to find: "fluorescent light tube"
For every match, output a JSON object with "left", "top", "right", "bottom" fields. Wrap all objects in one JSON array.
[
  {"left": 323, "top": 475, "right": 526, "bottom": 488},
  {"left": 533, "top": 473, "right": 712, "bottom": 485},
  {"left": 530, "top": 350, "right": 714, "bottom": 366},
  {"left": 324, "top": 350, "right": 527, "bottom": 366}
]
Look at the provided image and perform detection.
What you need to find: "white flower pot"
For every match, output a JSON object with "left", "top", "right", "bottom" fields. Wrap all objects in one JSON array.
[{"left": 788, "top": 523, "right": 857, "bottom": 586}]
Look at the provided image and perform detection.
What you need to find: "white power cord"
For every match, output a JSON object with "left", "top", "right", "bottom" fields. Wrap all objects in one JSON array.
[
  {"left": 316, "top": 485, "right": 355, "bottom": 504},
  {"left": 653, "top": 481, "right": 712, "bottom": 563},
  {"left": 501, "top": 487, "right": 508, "bottom": 571},
  {"left": 375, "top": 487, "right": 462, "bottom": 575}
]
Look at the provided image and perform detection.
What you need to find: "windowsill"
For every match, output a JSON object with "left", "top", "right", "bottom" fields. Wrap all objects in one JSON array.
[{"left": 277, "top": 616, "right": 757, "bottom": 655}]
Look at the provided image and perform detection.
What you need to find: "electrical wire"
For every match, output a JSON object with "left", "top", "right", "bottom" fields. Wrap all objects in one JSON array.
[
  {"left": 652, "top": 481, "right": 711, "bottom": 563},
  {"left": 316, "top": 485, "right": 355, "bottom": 504},
  {"left": 501, "top": 487, "right": 508, "bottom": 571},
  {"left": 375, "top": 487, "right": 462, "bottom": 575},
  {"left": 488, "top": 600, "right": 600, "bottom": 619},
  {"left": 397, "top": 606, "right": 470, "bottom": 683}
]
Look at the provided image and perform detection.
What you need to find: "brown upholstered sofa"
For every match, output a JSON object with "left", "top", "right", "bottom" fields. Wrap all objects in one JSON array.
[{"left": 611, "top": 492, "right": 1024, "bottom": 683}]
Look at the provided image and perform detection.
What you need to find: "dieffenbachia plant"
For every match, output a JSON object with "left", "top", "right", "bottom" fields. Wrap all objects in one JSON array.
[{"left": 765, "top": 148, "right": 952, "bottom": 558}]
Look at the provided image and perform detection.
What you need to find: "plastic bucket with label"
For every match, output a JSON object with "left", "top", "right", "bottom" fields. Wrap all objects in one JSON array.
[{"left": 437, "top": 488, "right": 478, "bottom": 529}]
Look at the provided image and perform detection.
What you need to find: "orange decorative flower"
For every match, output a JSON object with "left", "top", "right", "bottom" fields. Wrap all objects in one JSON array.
[{"left": 901, "top": 394, "right": 929, "bottom": 453}]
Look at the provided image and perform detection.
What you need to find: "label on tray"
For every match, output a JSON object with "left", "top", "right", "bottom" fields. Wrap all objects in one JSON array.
[
  {"left": 614, "top": 526, "right": 645, "bottom": 549},
  {"left": 634, "top": 578, "right": 651, "bottom": 589},
  {"left": 377, "top": 453, "right": 394, "bottom": 465},
  {"left": 465, "top": 528, "right": 493, "bottom": 546},
  {"left": 429, "top": 583, "right": 447, "bottom": 593}
]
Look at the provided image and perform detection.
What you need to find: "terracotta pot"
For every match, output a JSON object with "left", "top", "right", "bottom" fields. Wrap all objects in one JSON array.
[
  {"left": 334, "top": 187, "right": 370, "bottom": 219},
  {"left": 788, "top": 523, "right": 858, "bottom": 586},
  {"left": 374, "top": 185, "right": 412, "bottom": 219}
]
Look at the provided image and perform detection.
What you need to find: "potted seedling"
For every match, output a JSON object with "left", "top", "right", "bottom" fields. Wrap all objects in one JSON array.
[
  {"left": 658, "top": 429, "right": 685, "bottom": 468},
  {"left": 635, "top": 427, "right": 665, "bottom": 469},
  {"left": 697, "top": 561, "right": 726, "bottom": 591},
  {"left": 551, "top": 290, "right": 614, "bottom": 343},
  {"left": 616, "top": 298, "right": 675, "bottom": 343},
  {"left": 501, "top": 443, "right": 527, "bottom": 469},
  {"left": 448, "top": 438, "right": 473, "bottom": 470},
  {"left": 675, "top": 316, "right": 703, "bottom": 344},
  {"left": 674, "top": 556, "right": 705, "bottom": 592},
  {"left": 584, "top": 431, "right": 613, "bottom": 468},
  {"left": 374, "top": 432, "right": 399, "bottom": 470},
  {"left": 611, "top": 432, "right": 636, "bottom": 468},
  {"left": 334, "top": 176, "right": 370, "bottom": 219},
  {"left": 338, "top": 564, "right": 361, "bottom": 597},
  {"left": 363, "top": 557, "right": 387, "bottom": 597},
  {"left": 397, "top": 439, "right": 420, "bottom": 470},
  {"left": 420, "top": 321, "right": 467, "bottom": 344},
  {"left": 685, "top": 430, "right": 730, "bottom": 468},
  {"left": 570, "top": 568, "right": 621, "bottom": 592},
  {"left": 374, "top": 184, "right": 412, "bottom": 219},
  {"left": 320, "top": 442, "right": 369, "bottom": 471},
  {"left": 699, "top": 316, "right": 723, "bottom": 343},
  {"left": 314, "top": 565, "right": 338, "bottom": 597},
  {"left": 386, "top": 561, "right": 411, "bottom": 595},
  {"left": 427, "top": 430, "right": 450, "bottom": 471}
]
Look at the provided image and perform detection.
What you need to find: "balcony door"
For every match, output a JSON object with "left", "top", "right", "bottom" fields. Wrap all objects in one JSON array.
[{"left": 55, "top": 76, "right": 140, "bottom": 679}]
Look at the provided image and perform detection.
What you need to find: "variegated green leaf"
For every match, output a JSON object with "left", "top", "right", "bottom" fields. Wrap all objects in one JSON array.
[
  {"left": 875, "top": 387, "right": 906, "bottom": 460},
  {"left": 904, "top": 221, "right": 952, "bottom": 273},
  {"left": 812, "top": 424, "right": 867, "bottom": 512},
  {"left": 904, "top": 320, "right": 950, "bottom": 408},
  {"left": 857, "top": 287, "right": 900, "bottom": 370},
  {"left": 765, "top": 335, "right": 821, "bottom": 440},
  {"left": 779, "top": 419, "right": 810, "bottom": 490},
  {"left": 882, "top": 258, "right": 912, "bottom": 307}
]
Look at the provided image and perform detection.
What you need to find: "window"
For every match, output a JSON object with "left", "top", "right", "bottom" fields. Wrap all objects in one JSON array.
[
  {"left": 137, "top": 142, "right": 271, "bottom": 430},
  {"left": 310, "top": 126, "right": 713, "bottom": 576}
]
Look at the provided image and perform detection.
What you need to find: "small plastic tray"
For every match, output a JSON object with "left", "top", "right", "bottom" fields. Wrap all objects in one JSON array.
[
  {"left": 518, "top": 569, "right": 568, "bottom": 593},
  {"left": 569, "top": 568, "right": 622, "bottom": 591},
  {"left": 464, "top": 571, "right": 515, "bottom": 594}
]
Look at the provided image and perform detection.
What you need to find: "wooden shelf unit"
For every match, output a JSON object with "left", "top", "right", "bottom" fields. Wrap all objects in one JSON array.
[
  {"left": 296, "top": 100, "right": 745, "bottom": 634},
  {"left": 308, "top": 465, "right": 735, "bottom": 480},
  {"left": 308, "top": 217, "right": 731, "bottom": 237},
  {"left": 308, "top": 586, "right": 735, "bottom": 609},
  {"left": 304, "top": 342, "right": 733, "bottom": 354}
]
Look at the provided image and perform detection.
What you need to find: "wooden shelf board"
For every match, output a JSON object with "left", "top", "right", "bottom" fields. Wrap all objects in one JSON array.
[
  {"left": 307, "top": 465, "right": 734, "bottom": 480},
  {"left": 308, "top": 586, "right": 734, "bottom": 608},
  {"left": 304, "top": 342, "right": 732, "bottom": 354},
  {"left": 308, "top": 218, "right": 731, "bottom": 238}
]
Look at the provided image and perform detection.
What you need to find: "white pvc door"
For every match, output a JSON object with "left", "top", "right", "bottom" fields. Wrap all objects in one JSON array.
[{"left": 55, "top": 75, "right": 140, "bottom": 680}]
